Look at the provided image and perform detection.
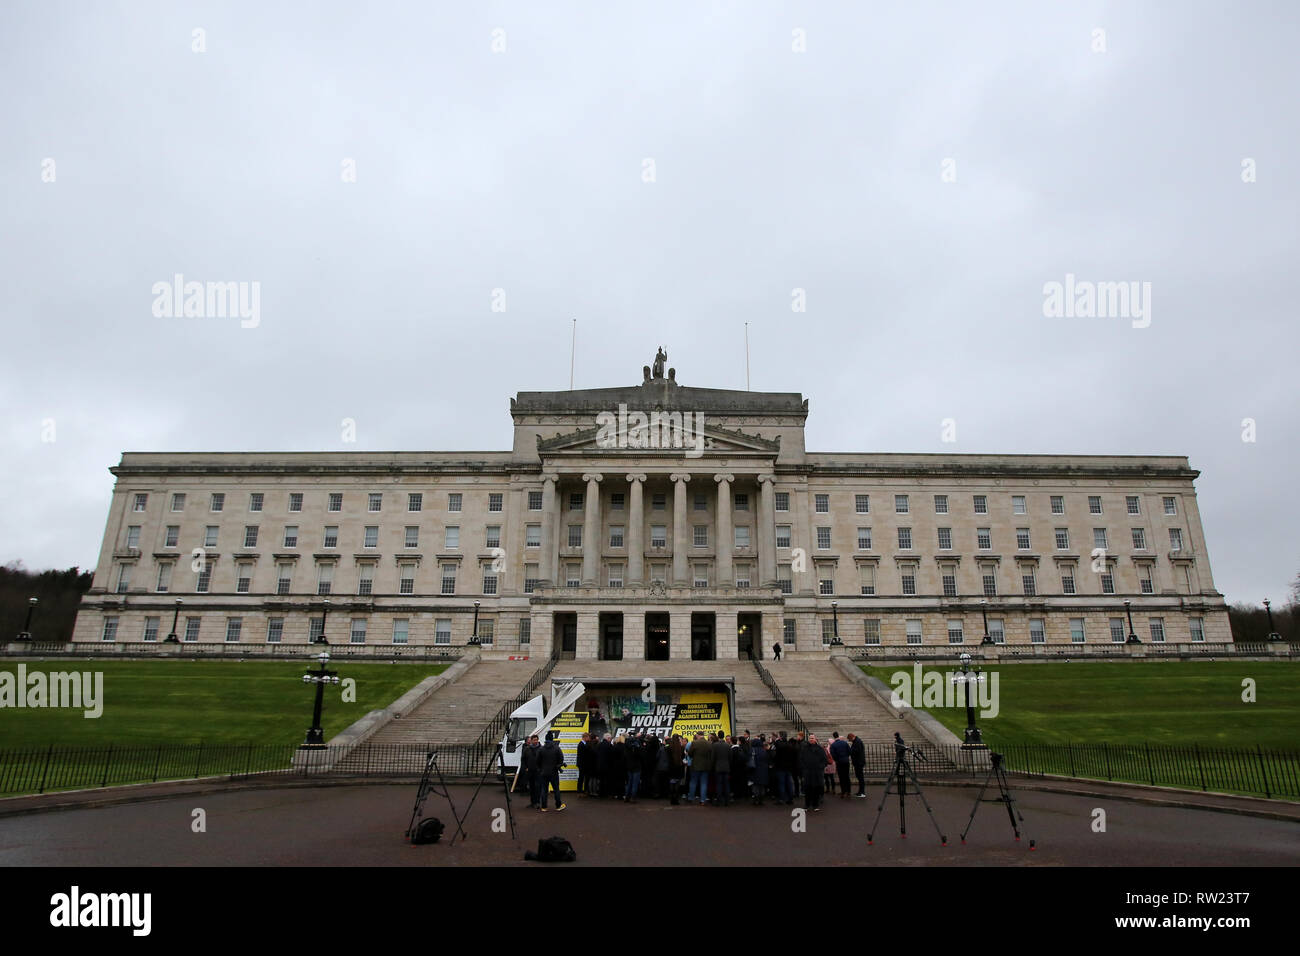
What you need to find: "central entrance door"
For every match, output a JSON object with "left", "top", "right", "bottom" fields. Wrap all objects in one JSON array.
[
  {"left": 645, "top": 612, "right": 670, "bottom": 660},
  {"left": 555, "top": 613, "right": 577, "bottom": 660},
  {"left": 691, "top": 612, "right": 716, "bottom": 661},
  {"left": 599, "top": 612, "right": 623, "bottom": 660},
  {"left": 738, "top": 613, "right": 762, "bottom": 659}
]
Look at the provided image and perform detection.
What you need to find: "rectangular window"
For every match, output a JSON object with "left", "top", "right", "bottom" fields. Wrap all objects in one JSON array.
[
  {"left": 977, "top": 528, "right": 991, "bottom": 550},
  {"left": 126, "top": 526, "right": 141, "bottom": 549},
  {"left": 276, "top": 564, "right": 292, "bottom": 595},
  {"left": 895, "top": 494, "right": 909, "bottom": 514},
  {"left": 408, "top": 493, "right": 423, "bottom": 512},
  {"left": 435, "top": 619, "right": 452, "bottom": 645},
  {"left": 368, "top": 493, "right": 382, "bottom": 512},
  {"left": 1169, "top": 528, "right": 1183, "bottom": 551},
  {"left": 309, "top": 617, "right": 324, "bottom": 642},
  {"left": 933, "top": 494, "right": 948, "bottom": 514},
  {"left": 196, "top": 560, "right": 214, "bottom": 593},
  {"left": 816, "top": 527, "right": 831, "bottom": 550},
  {"left": 607, "top": 563, "right": 623, "bottom": 588},
  {"left": 1101, "top": 572, "right": 1115, "bottom": 594},
  {"left": 651, "top": 563, "right": 665, "bottom": 585},
  {"left": 400, "top": 564, "right": 415, "bottom": 595},
  {"left": 249, "top": 493, "right": 264, "bottom": 512},
  {"left": 610, "top": 492, "right": 625, "bottom": 511},
  {"left": 346, "top": 619, "right": 365, "bottom": 644},
  {"left": 185, "top": 617, "right": 201, "bottom": 642},
  {"left": 529, "top": 491, "right": 543, "bottom": 511},
  {"left": 1163, "top": 496, "right": 1177, "bottom": 516},
  {"left": 988, "top": 620, "right": 1005, "bottom": 644},
  {"left": 133, "top": 493, "right": 148, "bottom": 512},
  {"left": 357, "top": 564, "right": 374, "bottom": 595},
  {"left": 235, "top": 563, "right": 251, "bottom": 594},
  {"left": 567, "top": 525, "right": 582, "bottom": 548},
  {"left": 267, "top": 618, "right": 284, "bottom": 644},
  {"left": 1050, "top": 496, "right": 1064, "bottom": 515},
  {"left": 489, "top": 493, "right": 503, "bottom": 513},
  {"left": 1126, "top": 495, "right": 1141, "bottom": 515},
  {"left": 783, "top": 619, "right": 796, "bottom": 644},
  {"left": 519, "top": 619, "right": 531, "bottom": 645},
  {"left": 777, "top": 525, "right": 792, "bottom": 548},
  {"left": 732, "top": 525, "right": 749, "bottom": 549},
  {"left": 524, "top": 564, "right": 539, "bottom": 593},
  {"left": 1110, "top": 618, "right": 1126, "bottom": 643},
  {"left": 1062, "top": 569, "right": 1076, "bottom": 594},
  {"left": 405, "top": 526, "right": 420, "bottom": 548},
  {"left": 775, "top": 492, "right": 790, "bottom": 512},
  {"left": 906, "top": 619, "right": 923, "bottom": 645},
  {"left": 1093, "top": 528, "right": 1108, "bottom": 551},
  {"left": 477, "top": 621, "right": 494, "bottom": 646},
  {"left": 482, "top": 569, "right": 498, "bottom": 594},
  {"left": 102, "top": 617, "right": 119, "bottom": 642},
  {"left": 289, "top": 493, "right": 303, "bottom": 512},
  {"left": 973, "top": 495, "right": 987, "bottom": 515},
  {"left": 143, "top": 617, "right": 159, "bottom": 642},
  {"left": 735, "top": 564, "right": 750, "bottom": 588},
  {"left": 210, "top": 493, "right": 225, "bottom": 512},
  {"left": 982, "top": 572, "right": 997, "bottom": 597},
  {"left": 323, "top": 526, "right": 338, "bottom": 548},
  {"left": 526, "top": 524, "right": 541, "bottom": 547},
  {"left": 901, "top": 567, "right": 916, "bottom": 595},
  {"left": 392, "top": 619, "right": 409, "bottom": 645},
  {"left": 859, "top": 564, "right": 875, "bottom": 596},
  {"left": 328, "top": 493, "right": 343, "bottom": 512},
  {"left": 440, "top": 565, "right": 456, "bottom": 595},
  {"left": 1021, "top": 568, "right": 1036, "bottom": 596},
  {"left": 1070, "top": 618, "right": 1086, "bottom": 643},
  {"left": 821, "top": 620, "right": 836, "bottom": 644},
  {"left": 225, "top": 618, "right": 242, "bottom": 643},
  {"left": 1190, "top": 617, "right": 1205, "bottom": 642},
  {"left": 284, "top": 526, "right": 299, "bottom": 548},
  {"left": 734, "top": 493, "right": 749, "bottom": 512},
  {"left": 568, "top": 493, "right": 583, "bottom": 511},
  {"left": 1055, "top": 528, "right": 1069, "bottom": 550},
  {"left": 937, "top": 527, "right": 952, "bottom": 550},
  {"left": 820, "top": 577, "right": 834, "bottom": 596},
  {"left": 652, "top": 493, "right": 666, "bottom": 511},
  {"left": 694, "top": 564, "right": 709, "bottom": 588},
  {"left": 778, "top": 565, "right": 793, "bottom": 595},
  {"left": 1139, "top": 567, "right": 1154, "bottom": 594},
  {"left": 863, "top": 619, "right": 881, "bottom": 645},
  {"left": 317, "top": 563, "right": 333, "bottom": 595},
  {"left": 165, "top": 525, "right": 179, "bottom": 548},
  {"left": 445, "top": 526, "right": 460, "bottom": 549},
  {"left": 856, "top": 494, "right": 870, "bottom": 514},
  {"left": 948, "top": 620, "right": 964, "bottom": 644},
  {"left": 898, "top": 527, "right": 912, "bottom": 550},
  {"left": 1029, "top": 618, "right": 1045, "bottom": 644},
  {"left": 566, "top": 563, "right": 580, "bottom": 588},
  {"left": 857, "top": 527, "right": 872, "bottom": 551},
  {"left": 650, "top": 525, "right": 667, "bottom": 548},
  {"left": 1088, "top": 496, "right": 1102, "bottom": 515},
  {"left": 243, "top": 526, "right": 259, "bottom": 548},
  {"left": 1131, "top": 528, "right": 1146, "bottom": 550},
  {"left": 156, "top": 563, "right": 173, "bottom": 593},
  {"left": 942, "top": 571, "right": 957, "bottom": 597},
  {"left": 1016, "top": 528, "right": 1030, "bottom": 550},
  {"left": 1149, "top": 618, "right": 1165, "bottom": 643},
  {"left": 609, "top": 525, "right": 625, "bottom": 548},
  {"left": 815, "top": 494, "right": 830, "bottom": 513},
  {"left": 694, "top": 493, "right": 708, "bottom": 512},
  {"left": 1012, "top": 495, "right": 1026, "bottom": 515},
  {"left": 448, "top": 493, "right": 463, "bottom": 512}
]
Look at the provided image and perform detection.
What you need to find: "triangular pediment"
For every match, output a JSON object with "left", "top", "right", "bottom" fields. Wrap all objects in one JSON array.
[{"left": 537, "top": 421, "right": 779, "bottom": 454}]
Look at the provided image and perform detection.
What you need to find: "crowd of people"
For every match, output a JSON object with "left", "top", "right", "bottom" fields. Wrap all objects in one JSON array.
[{"left": 519, "top": 727, "right": 870, "bottom": 811}]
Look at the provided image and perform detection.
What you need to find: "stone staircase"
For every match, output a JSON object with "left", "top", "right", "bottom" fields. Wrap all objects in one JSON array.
[{"left": 764, "top": 658, "right": 903, "bottom": 745}]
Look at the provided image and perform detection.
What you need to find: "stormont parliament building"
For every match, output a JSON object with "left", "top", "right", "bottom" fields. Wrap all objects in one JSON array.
[{"left": 72, "top": 351, "right": 1230, "bottom": 657}]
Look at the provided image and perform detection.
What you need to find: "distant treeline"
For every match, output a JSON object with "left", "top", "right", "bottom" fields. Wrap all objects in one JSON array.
[
  {"left": 0, "top": 563, "right": 93, "bottom": 642},
  {"left": 1228, "top": 600, "right": 1298, "bottom": 643}
]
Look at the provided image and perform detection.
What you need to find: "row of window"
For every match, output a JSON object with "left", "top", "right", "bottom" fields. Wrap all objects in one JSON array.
[
  {"left": 132, "top": 491, "right": 517, "bottom": 515},
  {"left": 786, "top": 525, "right": 1187, "bottom": 553},
  {"left": 102, "top": 614, "right": 526, "bottom": 645},
  {"left": 783, "top": 561, "right": 1188, "bottom": 597}
]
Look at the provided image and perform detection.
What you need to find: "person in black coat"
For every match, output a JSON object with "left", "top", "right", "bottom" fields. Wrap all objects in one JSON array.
[
  {"left": 750, "top": 735, "right": 770, "bottom": 805},
  {"left": 536, "top": 732, "right": 566, "bottom": 811},
  {"left": 799, "top": 733, "right": 826, "bottom": 811},
  {"left": 576, "top": 733, "right": 591, "bottom": 796},
  {"left": 771, "top": 734, "right": 795, "bottom": 804},
  {"left": 610, "top": 735, "right": 628, "bottom": 800},
  {"left": 848, "top": 732, "right": 867, "bottom": 797},
  {"left": 641, "top": 733, "right": 659, "bottom": 797},
  {"left": 729, "top": 738, "right": 747, "bottom": 802},
  {"left": 520, "top": 734, "right": 542, "bottom": 809},
  {"left": 596, "top": 733, "right": 615, "bottom": 798}
]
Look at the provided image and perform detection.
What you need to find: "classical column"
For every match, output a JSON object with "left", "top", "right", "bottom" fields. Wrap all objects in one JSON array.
[
  {"left": 581, "top": 473, "right": 603, "bottom": 586},
  {"left": 539, "top": 473, "right": 559, "bottom": 585},
  {"left": 670, "top": 473, "right": 691, "bottom": 586},
  {"left": 714, "top": 473, "right": 735, "bottom": 586},
  {"left": 626, "top": 473, "right": 646, "bottom": 586},
  {"left": 757, "top": 473, "right": 777, "bottom": 587}
]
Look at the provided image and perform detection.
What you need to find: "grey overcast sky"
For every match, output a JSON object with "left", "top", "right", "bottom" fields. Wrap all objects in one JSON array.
[{"left": 1, "top": 1, "right": 1296, "bottom": 605}]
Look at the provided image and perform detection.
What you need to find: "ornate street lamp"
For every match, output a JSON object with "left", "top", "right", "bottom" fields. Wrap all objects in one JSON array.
[
  {"left": 165, "top": 598, "right": 182, "bottom": 643},
  {"left": 299, "top": 652, "right": 340, "bottom": 749},
  {"left": 1124, "top": 599, "right": 1141, "bottom": 643},
  {"left": 829, "top": 600, "right": 843, "bottom": 646},
  {"left": 957, "top": 652, "right": 983, "bottom": 745},
  {"left": 467, "top": 600, "right": 482, "bottom": 646},
  {"left": 1264, "top": 599, "right": 1283, "bottom": 641},
  {"left": 14, "top": 597, "right": 37, "bottom": 641}
]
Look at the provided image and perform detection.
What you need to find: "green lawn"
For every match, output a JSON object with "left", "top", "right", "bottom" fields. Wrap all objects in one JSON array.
[
  {"left": 0, "top": 659, "right": 448, "bottom": 748},
  {"left": 861, "top": 661, "right": 1300, "bottom": 749}
]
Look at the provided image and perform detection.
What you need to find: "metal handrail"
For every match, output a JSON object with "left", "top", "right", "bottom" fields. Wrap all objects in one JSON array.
[{"left": 751, "top": 658, "right": 809, "bottom": 738}]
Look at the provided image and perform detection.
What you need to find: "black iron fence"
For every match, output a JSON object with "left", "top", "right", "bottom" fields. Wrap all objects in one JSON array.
[
  {"left": 2, "top": 739, "right": 1296, "bottom": 801},
  {"left": 751, "top": 659, "right": 809, "bottom": 738}
]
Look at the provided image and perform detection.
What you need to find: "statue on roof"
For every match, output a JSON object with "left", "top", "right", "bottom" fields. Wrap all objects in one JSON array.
[{"left": 653, "top": 346, "right": 667, "bottom": 379}]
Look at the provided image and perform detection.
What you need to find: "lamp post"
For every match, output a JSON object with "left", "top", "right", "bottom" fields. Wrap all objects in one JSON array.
[
  {"left": 830, "top": 600, "right": 843, "bottom": 646},
  {"left": 15, "top": 597, "right": 37, "bottom": 641},
  {"left": 165, "top": 598, "right": 182, "bottom": 643},
  {"left": 299, "top": 652, "right": 339, "bottom": 749},
  {"left": 468, "top": 600, "right": 481, "bottom": 646},
  {"left": 1124, "top": 599, "right": 1141, "bottom": 643},
  {"left": 979, "top": 599, "right": 994, "bottom": 645},
  {"left": 1264, "top": 599, "right": 1282, "bottom": 641},
  {"left": 958, "top": 652, "right": 983, "bottom": 745},
  {"left": 315, "top": 600, "right": 331, "bottom": 644}
]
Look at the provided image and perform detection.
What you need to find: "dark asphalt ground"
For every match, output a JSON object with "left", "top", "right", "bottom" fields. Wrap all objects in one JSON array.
[{"left": 1, "top": 781, "right": 1296, "bottom": 866}]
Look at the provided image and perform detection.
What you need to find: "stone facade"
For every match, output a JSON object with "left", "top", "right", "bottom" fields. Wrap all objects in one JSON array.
[{"left": 72, "top": 356, "right": 1230, "bottom": 655}]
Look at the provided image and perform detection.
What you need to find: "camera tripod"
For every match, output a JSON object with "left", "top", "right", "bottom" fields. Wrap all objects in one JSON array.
[
  {"left": 867, "top": 745, "right": 948, "bottom": 846},
  {"left": 405, "top": 748, "right": 467, "bottom": 844},
  {"left": 960, "top": 751, "right": 1034, "bottom": 848},
  {"left": 452, "top": 742, "right": 518, "bottom": 845}
]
